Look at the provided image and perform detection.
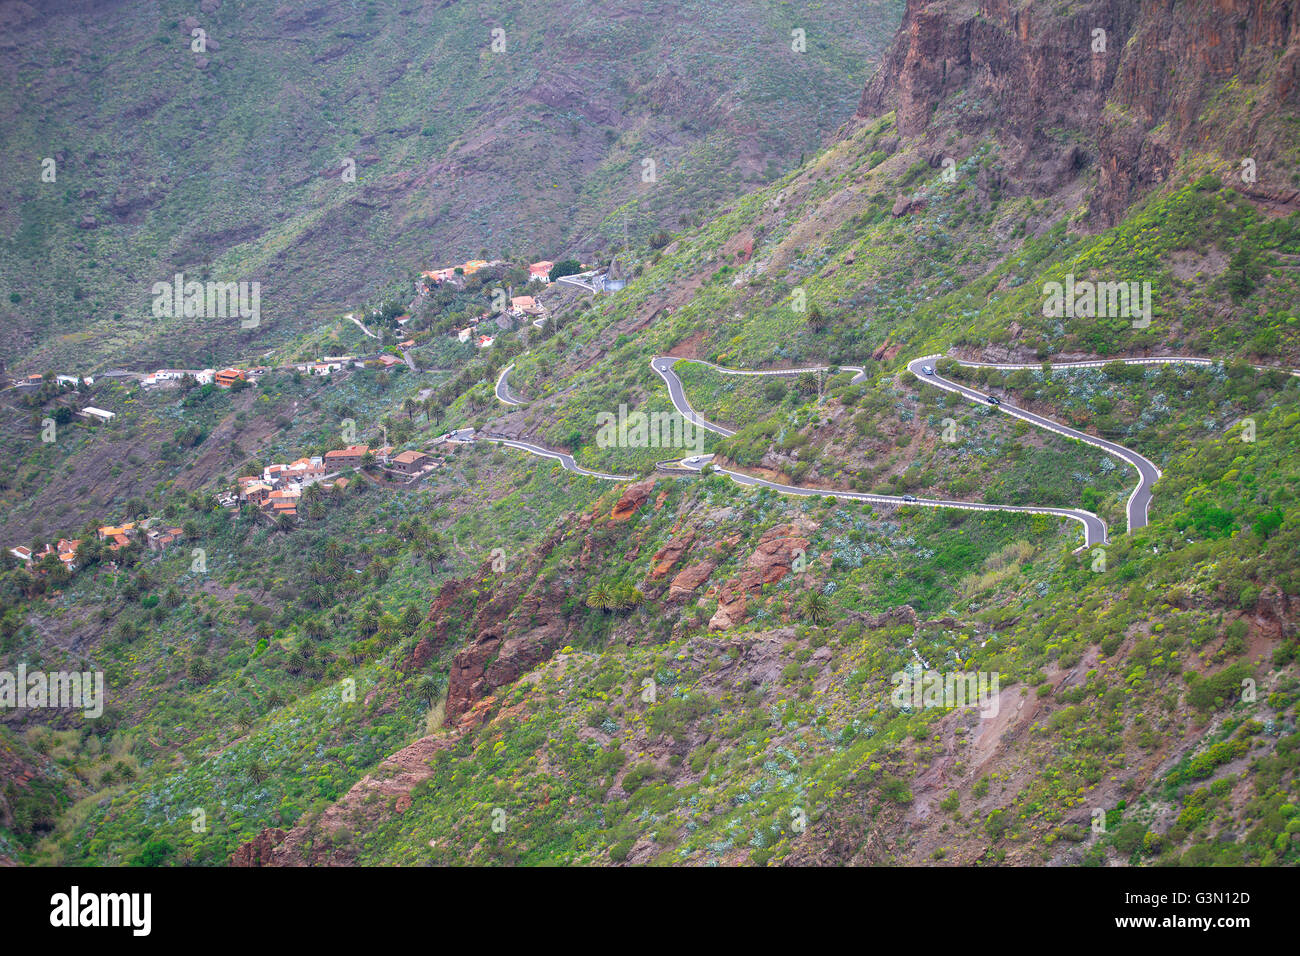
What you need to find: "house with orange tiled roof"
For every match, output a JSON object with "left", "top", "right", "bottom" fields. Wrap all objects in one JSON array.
[
  {"left": 215, "top": 368, "right": 246, "bottom": 388},
  {"left": 528, "top": 260, "right": 554, "bottom": 284},
  {"left": 324, "top": 445, "right": 369, "bottom": 469},
  {"left": 240, "top": 481, "right": 273, "bottom": 506},
  {"left": 57, "top": 539, "right": 81, "bottom": 571},
  {"left": 96, "top": 522, "right": 137, "bottom": 542}
]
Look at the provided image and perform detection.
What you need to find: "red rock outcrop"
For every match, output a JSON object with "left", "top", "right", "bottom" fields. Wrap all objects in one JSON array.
[
  {"left": 651, "top": 529, "right": 695, "bottom": 578},
  {"left": 611, "top": 479, "right": 655, "bottom": 521},
  {"left": 668, "top": 559, "right": 718, "bottom": 602},
  {"left": 708, "top": 520, "right": 814, "bottom": 630},
  {"left": 229, "top": 828, "right": 286, "bottom": 867},
  {"left": 856, "top": 0, "right": 1300, "bottom": 224}
]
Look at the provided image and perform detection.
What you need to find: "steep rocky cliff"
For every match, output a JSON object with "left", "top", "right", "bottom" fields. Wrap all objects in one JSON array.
[{"left": 856, "top": 0, "right": 1300, "bottom": 222}]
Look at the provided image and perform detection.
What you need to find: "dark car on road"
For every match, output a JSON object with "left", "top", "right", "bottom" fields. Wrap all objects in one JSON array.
[{"left": 986, "top": 395, "right": 1000, "bottom": 405}]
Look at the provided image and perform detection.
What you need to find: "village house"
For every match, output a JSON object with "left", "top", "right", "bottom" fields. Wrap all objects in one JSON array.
[
  {"left": 509, "top": 295, "right": 545, "bottom": 318},
  {"left": 390, "top": 450, "right": 430, "bottom": 476},
  {"left": 214, "top": 368, "right": 246, "bottom": 388},
  {"left": 56, "top": 539, "right": 80, "bottom": 571},
  {"left": 324, "top": 444, "right": 369, "bottom": 469},
  {"left": 294, "top": 361, "right": 334, "bottom": 376},
  {"left": 96, "top": 522, "right": 137, "bottom": 544},
  {"left": 461, "top": 259, "right": 489, "bottom": 276},
  {"left": 267, "top": 488, "right": 301, "bottom": 512},
  {"left": 78, "top": 407, "right": 115, "bottom": 425},
  {"left": 528, "top": 260, "right": 554, "bottom": 284},
  {"left": 477, "top": 334, "right": 495, "bottom": 349},
  {"left": 375, "top": 445, "right": 394, "bottom": 464},
  {"left": 284, "top": 456, "right": 325, "bottom": 482},
  {"left": 141, "top": 369, "right": 203, "bottom": 388},
  {"left": 7, "top": 538, "right": 79, "bottom": 574},
  {"left": 239, "top": 480, "right": 273, "bottom": 507},
  {"left": 145, "top": 527, "right": 183, "bottom": 552},
  {"left": 88, "top": 524, "right": 133, "bottom": 552}
]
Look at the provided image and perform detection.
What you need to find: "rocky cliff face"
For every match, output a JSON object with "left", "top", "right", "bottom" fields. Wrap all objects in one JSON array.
[{"left": 857, "top": 0, "right": 1300, "bottom": 222}]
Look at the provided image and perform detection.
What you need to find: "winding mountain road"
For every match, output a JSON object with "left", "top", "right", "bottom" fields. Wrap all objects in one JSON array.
[
  {"left": 909, "top": 354, "right": 1299, "bottom": 533},
  {"left": 476, "top": 433, "right": 633, "bottom": 481},
  {"left": 907, "top": 355, "right": 1160, "bottom": 533},
  {"left": 495, "top": 363, "right": 524, "bottom": 406},
  {"left": 651, "top": 357, "right": 1106, "bottom": 547},
  {"left": 484, "top": 351, "right": 1297, "bottom": 551}
]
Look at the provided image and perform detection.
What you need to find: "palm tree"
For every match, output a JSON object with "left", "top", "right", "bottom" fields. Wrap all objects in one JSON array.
[
  {"left": 356, "top": 598, "right": 382, "bottom": 637},
  {"left": 415, "top": 532, "right": 447, "bottom": 573},
  {"left": 403, "top": 397, "right": 418, "bottom": 420},
  {"left": 586, "top": 582, "right": 613, "bottom": 612},
  {"left": 414, "top": 675, "right": 440, "bottom": 708},
  {"left": 375, "top": 614, "right": 400, "bottom": 647},
  {"left": 286, "top": 646, "right": 309, "bottom": 674}
]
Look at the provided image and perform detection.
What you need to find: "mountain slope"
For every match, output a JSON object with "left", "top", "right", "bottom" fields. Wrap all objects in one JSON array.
[
  {"left": 0, "top": 0, "right": 904, "bottom": 372},
  {"left": 1, "top": 0, "right": 1297, "bottom": 869}
]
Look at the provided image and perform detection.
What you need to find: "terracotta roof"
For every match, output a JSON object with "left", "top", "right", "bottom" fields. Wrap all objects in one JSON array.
[{"left": 325, "top": 444, "right": 369, "bottom": 459}]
